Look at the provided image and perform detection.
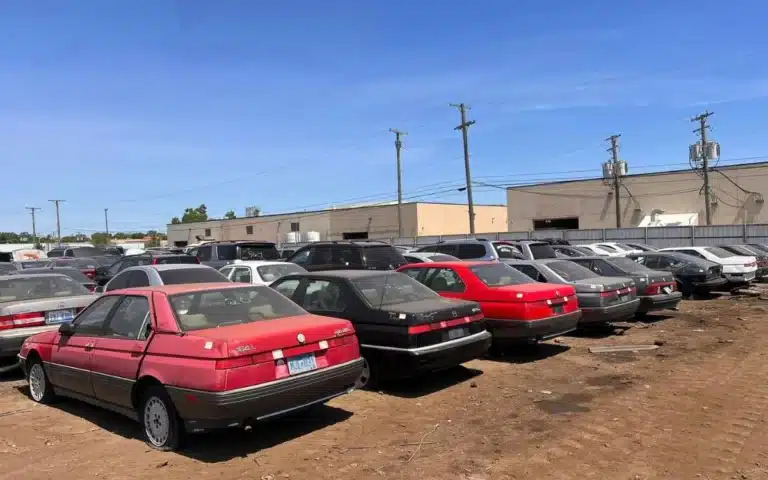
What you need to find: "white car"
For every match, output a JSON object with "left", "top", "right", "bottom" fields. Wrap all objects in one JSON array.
[
  {"left": 591, "top": 242, "right": 643, "bottom": 255},
  {"left": 659, "top": 246, "right": 757, "bottom": 284},
  {"left": 219, "top": 260, "right": 307, "bottom": 286},
  {"left": 402, "top": 252, "right": 460, "bottom": 264}
]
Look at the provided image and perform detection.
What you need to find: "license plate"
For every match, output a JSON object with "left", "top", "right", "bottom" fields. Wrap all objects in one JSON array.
[
  {"left": 662, "top": 286, "right": 673, "bottom": 294},
  {"left": 618, "top": 295, "right": 628, "bottom": 302},
  {"left": 447, "top": 328, "right": 468, "bottom": 340},
  {"left": 552, "top": 304, "right": 564, "bottom": 314},
  {"left": 45, "top": 309, "right": 74, "bottom": 324},
  {"left": 287, "top": 353, "right": 317, "bottom": 375}
]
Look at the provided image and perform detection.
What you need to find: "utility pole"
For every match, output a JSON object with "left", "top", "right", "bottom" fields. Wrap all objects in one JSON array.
[
  {"left": 607, "top": 134, "right": 622, "bottom": 228},
  {"left": 25, "top": 207, "right": 41, "bottom": 246},
  {"left": 389, "top": 128, "right": 407, "bottom": 238},
  {"left": 691, "top": 111, "right": 714, "bottom": 225},
  {"left": 48, "top": 199, "right": 65, "bottom": 245},
  {"left": 104, "top": 208, "right": 109, "bottom": 236},
  {"left": 450, "top": 103, "right": 476, "bottom": 235}
]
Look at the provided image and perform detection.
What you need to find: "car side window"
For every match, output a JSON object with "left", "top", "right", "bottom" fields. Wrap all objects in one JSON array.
[
  {"left": 434, "top": 244, "right": 457, "bottom": 255},
  {"left": 679, "top": 249, "right": 705, "bottom": 259},
  {"left": 400, "top": 268, "right": 423, "bottom": 280},
  {"left": 197, "top": 245, "right": 212, "bottom": 261},
  {"left": 655, "top": 257, "right": 675, "bottom": 269},
  {"left": 417, "top": 245, "right": 436, "bottom": 253},
  {"left": 301, "top": 279, "right": 346, "bottom": 312},
  {"left": 642, "top": 256, "right": 660, "bottom": 269},
  {"left": 219, "top": 266, "right": 234, "bottom": 279},
  {"left": 587, "top": 260, "right": 605, "bottom": 275},
  {"left": 108, "top": 260, "right": 124, "bottom": 275},
  {"left": 105, "top": 296, "right": 150, "bottom": 340},
  {"left": 425, "top": 268, "right": 465, "bottom": 292},
  {"left": 64, "top": 249, "right": 74, "bottom": 257},
  {"left": 232, "top": 267, "right": 252, "bottom": 283},
  {"left": 128, "top": 270, "right": 150, "bottom": 288},
  {"left": 333, "top": 246, "right": 361, "bottom": 266},
  {"left": 73, "top": 296, "right": 121, "bottom": 334},
  {"left": 311, "top": 246, "right": 333, "bottom": 265},
  {"left": 456, "top": 243, "right": 487, "bottom": 259},
  {"left": 513, "top": 264, "right": 545, "bottom": 282},
  {"left": 105, "top": 270, "right": 130, "bottom": 292},
  {"left": 273, "top": 278, "right": 301, "bottom": 298},
  {"left": 289, "top": 248, "right": 311, "bottom": 266}
]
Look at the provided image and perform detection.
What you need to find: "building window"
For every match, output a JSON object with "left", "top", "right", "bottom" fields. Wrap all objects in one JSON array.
[
  {"left": 245, "top": 225, "right": 254, "bottom": 235},
  {"left": 533, "top": 218, "right": 579, "bottom": 231},
  {"left": 204, "top": 228, "right": 211, "bottom": 237},
  {"left": 290, "top": 222, "right": 300, "bottom": 232}
]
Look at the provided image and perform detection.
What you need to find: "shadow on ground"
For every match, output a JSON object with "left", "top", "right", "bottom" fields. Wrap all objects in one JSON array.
[
  {"left": 13, "top": 384, "right": 353, "bottom": 463},
  {"left": 484, "top": 343, "right": 569, "bottom": 364},
  {"left": 377, "top": 365, "right": 483, "bottom": 399}
]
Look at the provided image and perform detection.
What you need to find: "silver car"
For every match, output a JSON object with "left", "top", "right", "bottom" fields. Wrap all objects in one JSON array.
[
  {"left": 102, "top": 264, "right": 230, "bottom": 293},
  {"left": 0, "top": 273, "right": 96, "bottom": 372},
  {"left": 402, "top": 252, "right": 460, "bottom": 264}
]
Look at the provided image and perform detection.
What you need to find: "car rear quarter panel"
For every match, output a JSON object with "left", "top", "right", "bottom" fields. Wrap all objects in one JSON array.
[{"left": 141, "top": 333, "right": 229, "bottom": 390}]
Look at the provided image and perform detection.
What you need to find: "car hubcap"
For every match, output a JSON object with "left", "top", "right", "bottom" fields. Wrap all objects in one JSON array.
[
  {"left": 144, "top": 397, "right": 170, "bottom": 447},
  {"left": 355, "top": 358, "right": 370, "bottom": 389},
  {"left": 29, "top": 364, "right": 45, "bottom": 401}
]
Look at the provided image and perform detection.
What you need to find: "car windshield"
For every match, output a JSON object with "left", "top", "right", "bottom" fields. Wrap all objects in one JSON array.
[
  {"left": 18, "top": 268, "right": 92, "bottom": 283},
  {"left": 705, "top": 247, "right": 736, "bottom": 258},
  {"left": 158, "top": 267, "right": 229, "bottom": 285},
  {"left": 46, "top": 250, "right": 64, "bottom": 257},
  {"left": 597, "top": 244, "right": 618, "bottom": 252},
  {"left": 546, "top": 261, "right": 600, "bottom": 281},
  {"left": 615, "top": 243, "right": 635, "bottom": 251},
  {"left": 352, "top": 273, "right": 437, "bottom": 307},
  {"left": 607, "top": 257, "right": 654, "bottom": 273},
  {"left": 0, "top": 275, "right": 89, "bottom": 302},
  {"left": 256, "top": 263, "right": 307, "bottom": 283},
  {"left": 169, "top": 286, "right": 307, "bottom": 331},
  {"left": 529, "top": 243, "right": 558, "bottom": 259},
  {"left": 470, "top": 263, "right": 533, "bottom": 286},
  {"left": 239, "top": 244, "right": 280, "bottom": 261}
]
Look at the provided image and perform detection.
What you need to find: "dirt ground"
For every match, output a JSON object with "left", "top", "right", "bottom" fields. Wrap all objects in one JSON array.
[{"left": 2, "top": 289, "right": 768, "bottom": 480}]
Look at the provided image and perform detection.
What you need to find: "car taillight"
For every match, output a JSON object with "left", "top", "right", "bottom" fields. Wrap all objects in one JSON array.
[
  {"left": 215, "top": 357, "right": 253, "bottom": 369},
  {"left": 82, "top": 269, "right": 96, "bottom": 279},
  {"left": 600, "top": 287, "right": 635, "bottom": 297},
  {"left": 407, "top": 313, "right": 483, "bottom": 334},
  {"left": 645, "top": 282, "right": 675, "bottom": 295},
  {"left": 0, "top": 312, "right": 45, "bottom": 331}
]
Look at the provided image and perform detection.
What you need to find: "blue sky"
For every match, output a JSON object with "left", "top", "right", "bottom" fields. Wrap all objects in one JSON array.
[{"left": 2, "top": 0, "right": 767, "bottom": 235}]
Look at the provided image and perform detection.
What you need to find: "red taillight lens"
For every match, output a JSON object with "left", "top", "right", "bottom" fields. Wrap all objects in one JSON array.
[
  {"left": 82, "top": 269, "right": 96, "bottom": 279},
  {"left": 86, "top": 285, "right": 96, "bottom": 292},
  {"left": 215, "top": 356, "right": 253, "bottom": 370},
  {"left": 152, "top": 258, "right": 159, "bottom": 265},
  {"left": 646, "top": 282, "right": 675, "bottom": 295},
  {"left": 0, "top": 312, "right": 45, "bottom": 331},
  {"left": 195, "top": 257, "right": 200, "bottom": 264},
  {"left": 407, "top": 313, "right": 483, "bottom": 335}
]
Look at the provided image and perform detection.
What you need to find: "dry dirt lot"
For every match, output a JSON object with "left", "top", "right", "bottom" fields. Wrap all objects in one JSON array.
[{"left": 2, "top": 291, "right": 768, "bottom": 480}]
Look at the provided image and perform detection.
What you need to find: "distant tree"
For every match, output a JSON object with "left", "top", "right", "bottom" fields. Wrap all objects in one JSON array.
[
  {"left": 224, "top": 210, "right": 236, "bottom": 220},
  {"left": 171, "top": 217, "right": 181, "bottom": 224},
  {"left": 91, "top": 232, "right": 111, "bottom": 245},
  {"left": 146, "top": 236, "right": 161, "bottom": 247},
  {"left": 129, "top": 232, "right": 145, "bottom": 240},
  {"left": 114, "top": 232, "right": 129, "bottom": 239},
  {"left": 174, "top": 204, "right": 208, "bottom": 224},
  {"left": 0, "top": 232, "right": 20, "bottom": 243}
]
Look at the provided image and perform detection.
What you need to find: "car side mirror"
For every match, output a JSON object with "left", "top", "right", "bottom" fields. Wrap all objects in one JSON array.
[
  {"left": 59, "top": 323, "right": 75, "bottom": 335},
  {"left": 94, "top": 286, "right": 104, "bottom": 294}
]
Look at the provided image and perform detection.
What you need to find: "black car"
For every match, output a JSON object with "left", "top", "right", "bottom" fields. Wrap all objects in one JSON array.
[
  {"left": 0, "top": 263, "right": 18, "bottom": 275},
  {"left": 565, "top": 256, "right": 682, "bottom": 315},
  {"left": 10, "top": 266, "right": 97, "bottom": 292},
  {"left": 626, "top": 252, "right": 727, "bottom": 297},
  {"left": 189, "top": 241, "right": 281, "bottom": 269},
  {"left": 47, "top": 257, "right": 102, "bottom": 282},
  {"left": 552, "top": 245, "right": 595, "bottom": 258},
  {"left": 95, "top": 253, "right": 199, "bottom": 286},
  {"left": 285, "top": 241, "right": 408, "bottom": 272},
  {"left": 270, "top": 270, "right": 491, "bottom": 388}
]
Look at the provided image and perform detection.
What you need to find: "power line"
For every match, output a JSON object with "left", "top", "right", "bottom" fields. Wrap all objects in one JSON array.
[
  {"left": 450, "top": 102, "right": 476, "bottom": 234},
  {"left": 389, "top": 128, "right": 407, "bottom": 238}
]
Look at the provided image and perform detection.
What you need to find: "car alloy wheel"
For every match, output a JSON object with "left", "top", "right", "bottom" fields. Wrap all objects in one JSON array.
[
  {"left": 355, "top": 358, "right": 371, "bottom": 389},
  {"left": 144, "top": 396, "right": 170, "bottom": 448},
  {"left": 28, "top": 363, "right": 46, "bottom": 402}
]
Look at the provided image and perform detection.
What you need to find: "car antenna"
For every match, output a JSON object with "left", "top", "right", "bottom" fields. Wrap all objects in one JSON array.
[{"left": 378, "top": 272, "right": 391, "bottom": 311}]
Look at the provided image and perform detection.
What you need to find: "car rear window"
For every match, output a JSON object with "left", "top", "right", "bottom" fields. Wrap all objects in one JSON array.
[
  {"left": 169, "top": 286, "right": 307, "bottom": 331},
  {"left": 455, "top": 243, "right": 487, "bottom": 259},
  {"left": 71, "top": 247, "right": 103, "bottom": 257},
  {"left": 0, "top": 275, "right": 89, "bottom": 302},
  {"left": 607, "top": 257, "right": 654, "bottom": 273},
  {"left": 704, "top": 247, "right": 735, "bottom": 258},
  {"left": 362, "top": 246, "right": 408, "bottom": 267},
  {"left": 153, "top": 255, "right": 199, "bottom": 265},
  {"left": 157, "top": 267, "right": 229, "bottom": 285},
  {"left": 256, "top": 263, "right": 307, "bottom": 283},
  {"left": 529, "top": 243, "right": 558, "bottom": 259},
  {"left": 46, "top": 250, "right": 64, "bottom": 257},
  {"left": 546, "top": 261, "right": 600, "bottom": 281},
  {"left": 239, "top": 244, "right": 280, "bottom": 261},
  {"left": 493, "top": 243, "right": 522, "bottom": 259},
  {"left": 19, "top": 261, "right": 51, "bottom": 269},
  {"left": 469, "top": 263, "right": 533, "bottom": 286},
  {"left": 19, "top": 268, "right": 93, "bottom": 284},
  {"left": 52, "top": 258, "right": 99, "bottom": 269},
  {"left": 352, "top": 273, "right": 438, "bottom": 307}
]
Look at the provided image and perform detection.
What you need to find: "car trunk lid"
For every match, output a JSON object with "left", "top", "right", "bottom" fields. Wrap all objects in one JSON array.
[
  {"left": 0, "top": 295, "right": 95, "bottom": 330},
  {"left": 382, "top": 298, "right": 484, "bottom": 348}
]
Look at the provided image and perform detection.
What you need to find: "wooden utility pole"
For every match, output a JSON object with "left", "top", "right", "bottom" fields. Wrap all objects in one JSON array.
[
  {"left": 48, "top": 199, "right": 65, "bottom": 245},
  {"left": 692, "top": 111, "right": 714, "bottom": 225},
  {"left": 25, "top": 206, "right": 41, "bottom": 246},
  {"left": 104, "top": 208, "right": 109, "bottom": 236},
  {"left": 450, "top": 103, "right": 476, "bottom": 235},
  {"left": 607, "top": 134, "right": 622, "bottom": 228},
  {"left": 389, "top": 128, "right": 407, "bottom": 238}
]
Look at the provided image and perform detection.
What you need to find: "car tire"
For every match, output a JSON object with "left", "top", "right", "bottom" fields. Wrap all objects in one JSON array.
[
  {"left": 140, "top": 386, "right": 185, "bottom": 451},
  {"left": 27, "top": 358, "right": 56, "bottom": 404},
  {"left": 354, "top": 356, "right": 379, "bottom": 390}
]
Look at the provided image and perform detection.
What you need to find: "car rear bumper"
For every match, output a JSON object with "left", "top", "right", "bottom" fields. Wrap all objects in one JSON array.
[
  {"left": 581, "top": 298, "right": 640, "bottom": 325},
  {"left": 724, "top": 271, "right": 757, "bottom": 284},
  {"left": 485, "top": 311, "right": 580, "bottom": 342},
  {"left": 0, "top": 325, "right": 58, "bottom": 359},
  {"left": 637, "top": 292, "right": 683, "bottom": 313},
  {"left": 691, "top": 276, "right": 728, "bottom": 291},
  {"left": 167, "top": 358, "right": 364, "bottom": 432},
  {"left": 361, "top": 330, "right": 492, "bottom": 378}
]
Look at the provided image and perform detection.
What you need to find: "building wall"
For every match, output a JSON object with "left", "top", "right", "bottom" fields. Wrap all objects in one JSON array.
[
  {"left": 416, "top": 203, "right": 508, "bottom": 236},
  {"left": 506, "top": 163, "right": 768, "bottom": 230},
  {"left": 328, "top": 203, "right": 418, "bottom": 239}
]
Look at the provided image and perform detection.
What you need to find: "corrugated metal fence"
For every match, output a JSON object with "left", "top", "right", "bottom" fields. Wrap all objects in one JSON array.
[{"left": 388, "top": 224, "right": 768, "bottom": 248}]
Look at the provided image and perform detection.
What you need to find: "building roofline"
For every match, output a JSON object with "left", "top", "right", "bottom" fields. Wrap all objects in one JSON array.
[
  {"left": 506, "top": 160, "right": 768, "bottom": 190},
  {"left": 165, "top": 201, "right": 506, "bottom": 227}
]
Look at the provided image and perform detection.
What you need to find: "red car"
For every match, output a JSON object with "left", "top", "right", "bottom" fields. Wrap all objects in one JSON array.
[
  {"left": 18, "top": 283, "right": 363, "bottom": 451},
  {"left": 397, "top": 261, "right": 581, "bottom": 345}
]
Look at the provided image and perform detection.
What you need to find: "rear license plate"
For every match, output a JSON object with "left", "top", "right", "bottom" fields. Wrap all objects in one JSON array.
[
  {"left": 552, "top": 304, "right": 564, "bottom": 314},
  {"left": 46, "top": 309, "right": 74, "bottom": 324},
  {"left": 618, "top": 295, "right": 628, "bottom": 302},
  {"left": 287, "top": 353, "right": 317, "bottom": 375},
  {"left": 447, "top": 328, "right": 468, "bottom": 340},
  {"left": 662, "top": 286, "right": 673, "bottom": 294}
]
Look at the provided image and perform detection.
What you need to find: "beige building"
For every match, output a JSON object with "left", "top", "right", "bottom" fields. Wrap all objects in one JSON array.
[
  {"left": 166, "top": 202, "right": 508, "bottom": 246},
  {"left": 507, "top": 162, "right": 768, "bottom": 231}
]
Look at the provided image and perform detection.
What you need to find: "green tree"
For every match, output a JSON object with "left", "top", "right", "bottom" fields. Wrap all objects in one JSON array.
[
  {"left": 171, "top": 217, "right": 181, "bottom": 224},
  {"left": 0, "top": 232, "right": 20, "bottom": 243},
  {"left": 91, "top": 232, "right": 111, "bottom": 245},
  {"left": 224, "top": 210, "right": 236, "bottom": 220},
  {"left": 173, "top": 204, "right": 208, "bottom": 224},
  {"left": 129, "top": 232, "right": 145, "bottom": 239}
]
